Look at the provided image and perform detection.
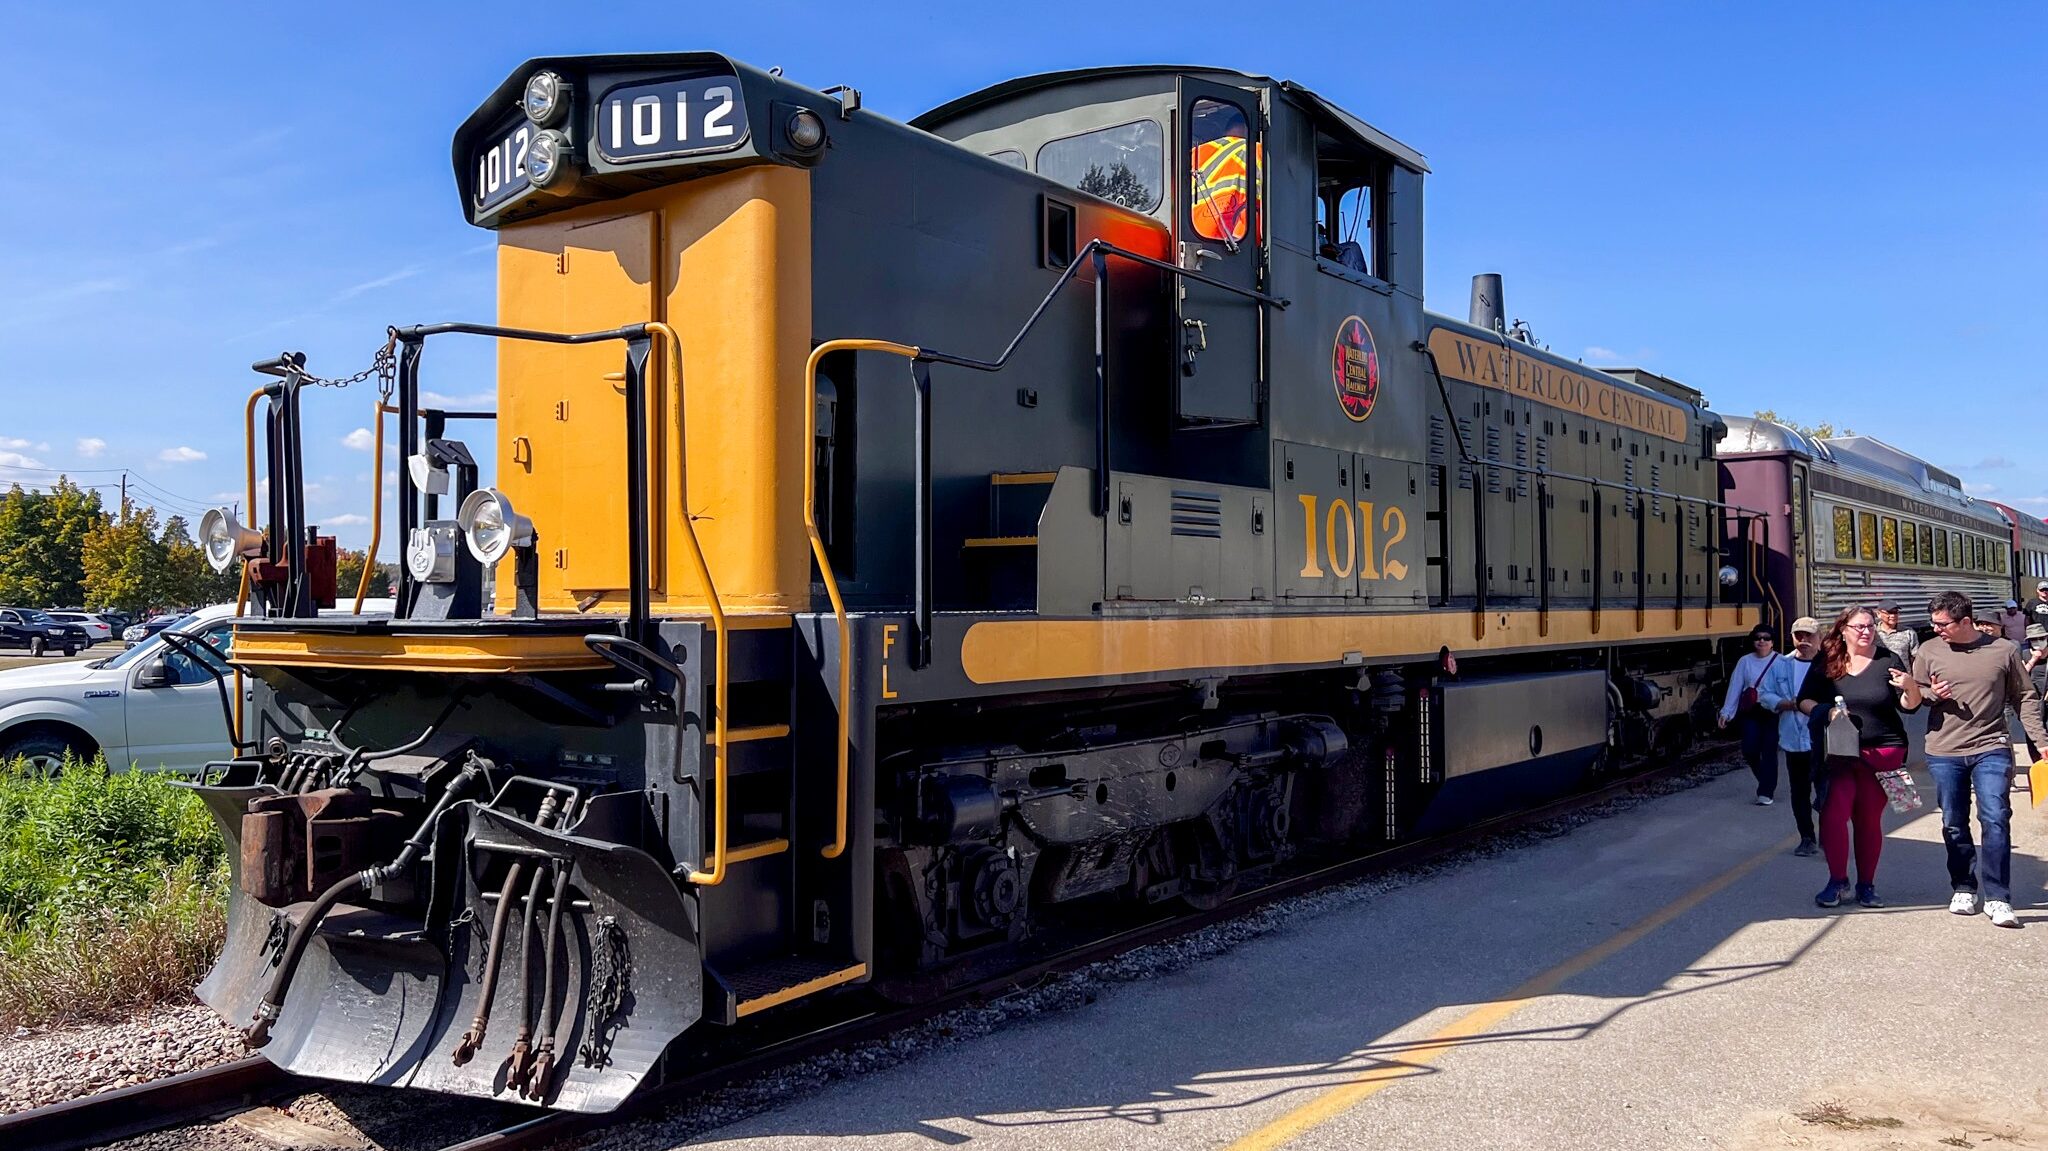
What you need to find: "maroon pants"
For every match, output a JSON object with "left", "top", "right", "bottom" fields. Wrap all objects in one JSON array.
[{"left": 1821, "top": 746, "right": 1903, "bottom": 886}]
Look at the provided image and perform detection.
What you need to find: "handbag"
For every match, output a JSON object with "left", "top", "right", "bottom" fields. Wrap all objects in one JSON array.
[
  {"left": 1738, "top": 653, "right": 1778, "bottom": 714},
  {"left": 1823, "top": 705, "right": 1862, "bottom": 759}
]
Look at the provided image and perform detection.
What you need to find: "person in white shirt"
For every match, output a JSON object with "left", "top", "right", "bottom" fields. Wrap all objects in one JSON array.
[{"left": 1719, "top": 623, "right": 1784, "bottom": 805}]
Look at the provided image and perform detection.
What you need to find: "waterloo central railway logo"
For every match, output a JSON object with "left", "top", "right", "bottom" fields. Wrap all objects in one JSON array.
[{"left": 1332, "top": 315, "right": 1381, "bottom": 422}]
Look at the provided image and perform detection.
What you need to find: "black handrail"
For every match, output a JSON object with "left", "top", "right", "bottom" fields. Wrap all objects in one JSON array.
[
  {"left": 389, "top": 321, "right": 658, "bottom": 640},
  {"left": 882, "top": 238, "right": 1289, "bottom": 664}
]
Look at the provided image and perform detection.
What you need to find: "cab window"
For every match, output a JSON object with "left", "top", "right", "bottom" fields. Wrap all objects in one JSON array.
[
  {"left": 1035, "top": 120, "right": 1163, "bottom": 212},
  {"left": 1314, "top": 133, "right": 1384, "bottom": 278},
  {"left": 1188, "top": 99, "right": 1250, "bottom": 243}
]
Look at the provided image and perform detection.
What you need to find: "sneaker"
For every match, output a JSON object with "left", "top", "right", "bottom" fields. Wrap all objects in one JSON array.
[
  {"left": 1987, "top": 901, "right": 2021, "bottom": 929},
  {"left": 1855, "top": 884, "right": 1884, "bottom": 908},
  {"left": 1793, "top": 838, "right": 1819, "bottom": 857},
  {"left": 1950, "top": 891, "right": 1982, "bottom": 916},
  {"left": 1755, "top": 795, "right": 1775, "bottom": 806},
  {"left": 1815, "top": 880, "right": 1849, "bottom": 908}
]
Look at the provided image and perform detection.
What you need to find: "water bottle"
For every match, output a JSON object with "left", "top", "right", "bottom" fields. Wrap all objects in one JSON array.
[{"left": 1830, "top": 695, "right": 1847, "bottom": 723}]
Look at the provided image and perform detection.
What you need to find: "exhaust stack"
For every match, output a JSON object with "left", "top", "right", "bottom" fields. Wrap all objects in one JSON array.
[{"left": 1469, "top": 273, "right": 1505, "bottom": 334}]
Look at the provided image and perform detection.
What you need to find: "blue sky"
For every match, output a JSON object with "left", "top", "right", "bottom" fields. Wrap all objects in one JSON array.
[{"left": 2, "top": 3, "right": 2044, "bottom": 548}]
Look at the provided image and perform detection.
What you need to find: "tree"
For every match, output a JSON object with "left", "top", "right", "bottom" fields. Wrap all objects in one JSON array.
[
  {"left": 335, "top": 548, "right": 393, "bottom": 599},
  {"left": 1077, "top": 162, "right": 1151, "bottom": 210},
  {"left": 82, "top": 505, "right": 166, "bottom": 612},
  {"left": 0, "top": 479, "right": 109, "bottom": 606},
  {"left": 1754, "top": 409, "right": 1854, "bottom": 440}
]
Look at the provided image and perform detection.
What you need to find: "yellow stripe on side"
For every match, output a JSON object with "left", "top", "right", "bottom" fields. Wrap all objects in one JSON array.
[
  {"left": 959, "top": 606, "right": 1758, "bottom": 685},
  {"left": 232, "top": 632, "right": 611, "bottom": 673},
  {"left": 735, "top": 963, "right": 868, "bottom": 1018}
]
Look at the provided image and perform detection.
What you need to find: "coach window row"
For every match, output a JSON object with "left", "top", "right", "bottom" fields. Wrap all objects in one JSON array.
[{"left": 1825, "top": 503, "right": 2004, "bottom": 574}]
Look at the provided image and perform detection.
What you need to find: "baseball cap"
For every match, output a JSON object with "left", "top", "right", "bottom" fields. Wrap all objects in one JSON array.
[
  {"left": 1791, "top": 616, "right": 1821, "bottom": 636},
  {"left": 1877, "top": 600, "right": 1901, "bottom": 613},
  {"left": 2008, "top": 599, "right": 2021, "bottom": 609},
  {"left": 2037, "top": 581, "right": 2047, "bottom": 590}
]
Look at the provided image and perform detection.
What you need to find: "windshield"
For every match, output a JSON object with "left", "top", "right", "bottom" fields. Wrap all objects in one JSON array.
[
  {"left": 99, "top": 615, "right": 196, "bottom": 669},
  {"left": 20, "top": 610, "right": 53, "bottom": 624}
]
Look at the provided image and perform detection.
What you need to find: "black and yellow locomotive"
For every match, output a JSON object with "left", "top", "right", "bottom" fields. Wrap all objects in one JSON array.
[{"left": 191, "top": 57, "right": 1757, "bottom": 1110}]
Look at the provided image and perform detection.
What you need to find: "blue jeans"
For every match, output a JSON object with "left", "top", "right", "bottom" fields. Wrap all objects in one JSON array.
[{"left": 1927, "top": 750, "right": 2016, "bottom": 904}]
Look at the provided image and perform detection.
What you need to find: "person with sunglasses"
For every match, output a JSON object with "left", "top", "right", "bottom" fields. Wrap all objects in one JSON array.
[
  {"left": 1798, "top": 606, "right": 1923, "bottom": 908},
  {"left": 1758, "top": 617, "right": 1824, "bottom": 855},
  {"left": 1719, "top": 624, "right": 1784, "bottom": 805},
  {"left": 1914, "top": 591, "right": 2048, "bottom": 928}
]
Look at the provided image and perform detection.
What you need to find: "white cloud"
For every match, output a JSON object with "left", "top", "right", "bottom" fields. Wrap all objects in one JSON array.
[
  {"left": 336, "top": 265, "right": 421, "bottom": 301},
  {"left": 2010, "top": 496, "right": 2048, "bottom": 508},
  {"left": 158, "top": 446, "right": 207, "bottom": 463},
  {"left": 1582, "top": 346, "right": 1621, "bottom": 362},
  {"left": 324, "top": 513, "right": 370, "bottom": 526},
  {"left": 342, "top": 428, "right": 376, "bottom": 451},
  {"left": 0, "top": 450, "right": 47, "bottom": 469},
  {"left": 1976, "top": 456, "right": 2014, "bottom": 470},
  {"left": 422, "top": 390, "right": 496, "bottom": 408},
  {"left": 1965, "top": 482, "right": 1998, "bottom": 495},
  {"left": 76, "top": 437, "right": 106, "bottom": 458},
  {"left": 0, "top": 437, "right": 49, "bottom": 452}
]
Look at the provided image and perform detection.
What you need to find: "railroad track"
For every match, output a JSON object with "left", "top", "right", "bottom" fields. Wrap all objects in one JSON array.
[{"left": 6, "top": 746, "right": 1736, "bottom": 1151}]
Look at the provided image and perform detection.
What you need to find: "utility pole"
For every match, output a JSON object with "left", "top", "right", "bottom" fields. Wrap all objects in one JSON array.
[{"left": 120, "top": 472, "right": 128, "bottom": 524}]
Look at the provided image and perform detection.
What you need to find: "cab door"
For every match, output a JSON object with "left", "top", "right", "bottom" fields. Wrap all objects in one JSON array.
[
  {"left": 121, "top": 621, "right": 235, "bottom": 772},
  {"left": 1174, "top": 77, "right": 1263, "bottom": 427}
]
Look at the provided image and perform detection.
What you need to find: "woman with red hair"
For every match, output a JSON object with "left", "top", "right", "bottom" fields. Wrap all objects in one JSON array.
[{"left": 1796, "top": 605, "right": 1924, "bottom": 908}]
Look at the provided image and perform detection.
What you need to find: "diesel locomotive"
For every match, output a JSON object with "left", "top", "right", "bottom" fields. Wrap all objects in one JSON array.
[{"left": 188, "top": 57, "right": 1762, "bottom": 1110}]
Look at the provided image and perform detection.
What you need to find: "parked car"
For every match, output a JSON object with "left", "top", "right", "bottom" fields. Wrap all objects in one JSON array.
[
  {"left": 0, "top": 607, "right": 88, "bottom": 657},
  {"left": 92, "top": 610, "right": 136, "bottom": 636},
  {"left": 0, "top": 600, "right": 395, "bottom": 773},
  {"left": 45, "top": 611, "right": 116, "bottom": 645},
  {"left": 122, "top": 614, "right": 183, "bottom": 644}
]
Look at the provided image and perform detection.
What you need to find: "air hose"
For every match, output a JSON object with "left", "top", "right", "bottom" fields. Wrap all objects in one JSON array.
[{"left": 245, "top": 754, "right": 489, "bottom": 1048}]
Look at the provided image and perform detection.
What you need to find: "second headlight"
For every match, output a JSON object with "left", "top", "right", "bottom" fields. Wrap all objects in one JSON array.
[{"left": 457, "top": 488, "right": 533, "bottom": 565}]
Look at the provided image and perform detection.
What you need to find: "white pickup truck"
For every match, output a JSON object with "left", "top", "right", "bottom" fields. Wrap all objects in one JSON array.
[{"left": 0, "top": 600, "right": 393, "bottom": 773}]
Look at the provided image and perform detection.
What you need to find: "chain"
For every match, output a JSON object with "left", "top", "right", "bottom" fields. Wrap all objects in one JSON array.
[{"left": 296, "top": 330, "right": 400, "bottom": 400}]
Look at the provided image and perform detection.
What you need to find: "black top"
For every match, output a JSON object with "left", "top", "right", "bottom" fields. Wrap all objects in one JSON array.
[{"left": 1798, "top": 647, "right": 1912, "bottom": 750}]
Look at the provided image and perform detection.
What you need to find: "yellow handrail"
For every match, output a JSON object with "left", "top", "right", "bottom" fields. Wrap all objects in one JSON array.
[
  {"left": 805, "top": 339, "right": 920, "bottom": 859},
  {"left": 643, "top": 322, "right": 734, "bottom": 886},
  {"left": 353, "top": 402, "right": 397, "bottom": 614},
  {"left": 234, "top": 387, "right": 265, "bottom": 741}
]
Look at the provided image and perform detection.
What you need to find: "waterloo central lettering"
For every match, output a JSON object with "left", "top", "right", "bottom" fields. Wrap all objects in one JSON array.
[{"left": 1426, "top": 328, "right": 1690, "bottom": 443}]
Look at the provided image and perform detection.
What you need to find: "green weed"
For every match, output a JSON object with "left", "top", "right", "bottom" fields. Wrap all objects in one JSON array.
[{"left": 0, "top": 757, "right": 228, "bottom": 1026}]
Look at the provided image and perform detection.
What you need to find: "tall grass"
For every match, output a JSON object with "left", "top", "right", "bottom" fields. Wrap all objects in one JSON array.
[{"left": 0, "top": 757, "right": 229, "bottom": 1027}]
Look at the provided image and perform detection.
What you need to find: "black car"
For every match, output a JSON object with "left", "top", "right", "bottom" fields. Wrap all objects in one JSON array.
[{"left": 0, "top": 607, "right": 88, "bottom": 656}]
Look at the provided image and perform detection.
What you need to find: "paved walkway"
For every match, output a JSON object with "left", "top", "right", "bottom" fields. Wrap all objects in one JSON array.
[{"left": 677, "top": 763, "right": 2048, "bottom": 1150}]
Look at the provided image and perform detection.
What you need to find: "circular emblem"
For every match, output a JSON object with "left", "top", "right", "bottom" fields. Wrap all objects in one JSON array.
[{"left": 1332, "top": 315, "right": 1380, "bottom": 422}]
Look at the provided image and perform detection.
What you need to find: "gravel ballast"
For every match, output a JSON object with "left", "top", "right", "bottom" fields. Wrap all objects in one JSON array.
[{"left": 0, "top": 1003, "right": 244, "bottom": 1114}]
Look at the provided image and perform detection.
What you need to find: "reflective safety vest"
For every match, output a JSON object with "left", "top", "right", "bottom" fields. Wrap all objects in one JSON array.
[{"left": 1190, "top": 135, "right": 1249, "bottom": 241}]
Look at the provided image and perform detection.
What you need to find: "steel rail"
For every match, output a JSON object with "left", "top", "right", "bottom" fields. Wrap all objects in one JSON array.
[{"left": 0, "top": 1056, "right": 293, "bottom": 1151}]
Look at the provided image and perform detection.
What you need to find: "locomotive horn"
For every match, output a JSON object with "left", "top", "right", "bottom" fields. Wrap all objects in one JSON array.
[{"left": 1470, "top": 273, "right": 1505, "bottom": 334}]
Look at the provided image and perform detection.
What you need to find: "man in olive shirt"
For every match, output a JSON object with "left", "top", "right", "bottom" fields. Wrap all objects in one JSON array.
[
  {"left": 1875, "top": 600, "right": 1919, "bottom": 665},
  {"left": 1915, "top": 591, "right": 2048, "bottom": 928}
]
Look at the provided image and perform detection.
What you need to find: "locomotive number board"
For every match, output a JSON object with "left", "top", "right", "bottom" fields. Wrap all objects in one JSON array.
[{"left": 593, "top": 74, "right": 751, "bottom": 164}]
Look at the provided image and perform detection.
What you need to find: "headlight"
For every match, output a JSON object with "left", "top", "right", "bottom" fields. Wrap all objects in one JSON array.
[
  {"left": 786, "top": 108, "right": 826, "bottom": 152},
  {"left": 526, "top": 129, "right": 579, "bottom": 193},
  {"left": 199, "top": 507, "right": 265, "bottom": 573},
  {"left": 457, "top": 488, "right": 534, "bottom": 565},
  {"left": 523, "top": 70, "right": 569, "bottom": 127},
  {"left": 1718, "top": 565, "right": 1740, "bottom": 587}
]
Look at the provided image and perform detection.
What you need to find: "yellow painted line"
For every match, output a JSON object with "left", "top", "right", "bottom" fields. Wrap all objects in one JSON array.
[
  {"left": 989, "top": 471, "right": 1058, "bottom": 485},
  {"left": 1224, "top": 832, "right": 1796, "bottom": 1151},
  {"left": 963, "top": 536, "right": 1040, "bottom": 548}
]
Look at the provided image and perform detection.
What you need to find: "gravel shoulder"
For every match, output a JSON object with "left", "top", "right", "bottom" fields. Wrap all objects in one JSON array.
[{"left": 0, "top": 1002, "right": 244, "bottom": 1115}]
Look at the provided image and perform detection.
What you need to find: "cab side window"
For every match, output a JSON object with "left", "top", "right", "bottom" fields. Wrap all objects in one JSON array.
[
  {"left": 1188, "top": 99, "right": 1250, "bottom": 244},
  {"left": 1036, "top": 120, "right": 1164, "bottom": 213},
  {"left": 1314, "top": 134, "right": 1385, "bottom": 278}
]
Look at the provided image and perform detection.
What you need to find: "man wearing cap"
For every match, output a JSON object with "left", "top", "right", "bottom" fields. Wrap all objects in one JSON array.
[
  {"left": 1875, "top": 601, "right": 1919, "bottom": 666},
  {"left": 2031, "top": 581, "right": 2048, "bottom": 638},
  {"left": 2000, "top": 600, "right": 2029, "bottom": 644},
  {"left": 1915, "top": 591, "right": 2048, "bottom": 928},
  {"left": 1719, "top": 623, "right": 1784, "bottom": 805},
  {"left": 1758, "top": 617, "right": 1822, "bottom": 854}
]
